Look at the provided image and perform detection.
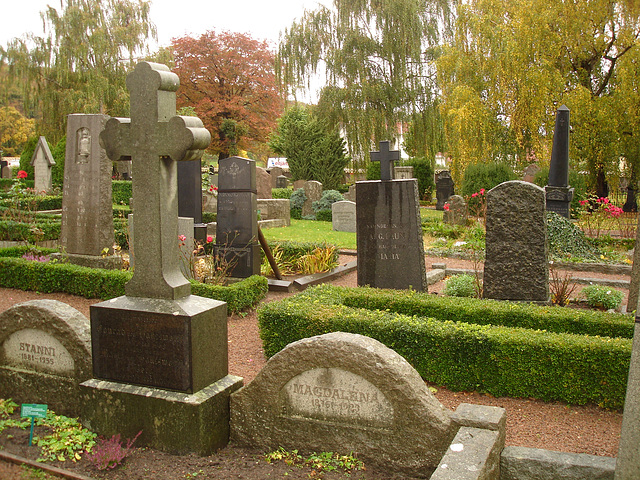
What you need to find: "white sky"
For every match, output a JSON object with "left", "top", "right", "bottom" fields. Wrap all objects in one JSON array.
[{"left": 0, "top": 0, "right": 333, "bottom": 51}]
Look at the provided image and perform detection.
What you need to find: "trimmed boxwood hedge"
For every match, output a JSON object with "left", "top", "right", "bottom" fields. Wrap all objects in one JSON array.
[
  {"left": 0, "top": 246, "right": 267, "bottom": 314},
  {"left": 258, "top": 285, "right": 631, "bottom": 408},
  {"left": 0, "top": 220, "right": 61, "bottom": 242}
]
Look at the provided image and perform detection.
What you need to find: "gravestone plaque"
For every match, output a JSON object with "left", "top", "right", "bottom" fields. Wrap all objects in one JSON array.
[
  {"left": 231, "top": 332, "right": 454, "bottom": 477},
  {"left": 545, "top": 105, "right": 574, "bottom": 218},
  {"left": 484, "top": 181, "right": 549, "bottom": 302},
  {"left": 217, "top": 156, "right": 260, "bottom": 277},
  {"left": 332, "top": 200, "right": 356, "bottom": 232},
  {"left": 443, "top": 195, "right": 467, "bottom": 226},
  {"left": 256, "top": 166, "right": 272, "bottom": 199},
  {"left": 276, "top": 175, "right": 288, "bottom": 189},
  {"left": 356, "top": 179, "right": 427, "bottom": 291},
  {"left": 60, "top": 114, "right": 116, "bottom": 262},
  {"left": 394, "top": 165, "right": 413, "bottom": 180},
  {"left": 302, "top": 180, "right": 322, "bottom": 217},
  {"left": 30, "top": 136, "right": 55, "bottom": 193},
  {"left": 435, "top": 171, "right": 455, "bottom": 210},
  {"left": 0, "top": 300, "right": 92, "bottom": 417},
  {"left": 84, "top": 62, "right": 242, "bottom": 456}
]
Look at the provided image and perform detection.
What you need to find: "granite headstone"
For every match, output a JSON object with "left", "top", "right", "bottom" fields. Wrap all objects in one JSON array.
[
  {"left": 332, "top": 200, "right": 356, "bottom": 233},
  {"left": 443, "top": 195, "right": 467, "bottom": 226},
  {"left": 178, "top": 158, "right": 207, "bottom": 242},
  {"left": 545, "top": 106, "right": 574, "bottom": 218},
  {"left": 483, "top": 181, "right": 549, "bottom": 302},
  {"left": 436, "top": 171, "right": 455, "bottom": 210},
  {"left": 302, "top": 180, "right": 323, "bottom": 217},
  {"left": 256, "top": 166, "right": 272, "bottom": 199},
  {"left": 30, "top": 136, "right": 56, "bottom": 193}
]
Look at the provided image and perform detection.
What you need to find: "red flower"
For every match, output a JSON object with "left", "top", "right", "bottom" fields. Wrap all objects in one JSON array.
[
  {"left": 206, "top": 235, "right": 213, "bottom": 243},
  {"left": 479, "top": 188, "right": 485, "bottom": 195},
  {"left": 579, "top": 200, "right": 588, "bottom": 206},
  {"left": 17, "top": 170, "right": 27, "bottom": 179},
  {"left": 443, "top": 203, "right": 450, "bottom": 211},
  {"left": 471, "top": 192, "right": 478, "bottom": 198}
]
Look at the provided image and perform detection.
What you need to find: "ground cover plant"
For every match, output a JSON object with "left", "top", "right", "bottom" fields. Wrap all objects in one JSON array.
[
  {"left": 261, "top": 219, "right": 357, "bottom": 249},
  {"left": 258, "top": 285, "right": 631, "bottom": 408}
]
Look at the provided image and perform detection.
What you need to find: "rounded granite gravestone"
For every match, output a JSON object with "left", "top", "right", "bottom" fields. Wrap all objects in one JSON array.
[
  {"left": 231, "top": 332, "right": 455, "bottom": 477},
  {"left": 0, "top": 300, "right": 92, "bottom": 417}
]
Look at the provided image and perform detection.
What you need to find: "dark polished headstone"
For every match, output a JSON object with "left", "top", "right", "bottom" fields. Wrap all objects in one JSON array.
[
  {"left": 217, "top": 157, "right": 260, "bottom": 277},
  {"left": 178, "top": 159, "right": 207, "bottom": 242},
  {"left": 435, "top": 171, "right": 455, "bottom": 210},
  {"left": 545, "top": 105, "right": 573, "bottom": 218},
  {"left": 356, "top": 179, "right": 427, "bottom": 291}
]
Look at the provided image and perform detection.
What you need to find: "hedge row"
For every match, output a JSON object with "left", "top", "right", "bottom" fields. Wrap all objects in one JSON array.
[
  {"left": 0, "top": 247, "right": 267, "bottom": 314},
  {"left": 339, "top": 288, "right": 634, "bottom": 339},
  {"left": 258, "top": 285, "right": 631, "bottom": 408},
  {"left": 0, "top": 179, "right": 34, "bottom": 190},
  {"left": 0, "top": 195, "right": 63, "bottom": 211},
  {"left": 0, "top": 220, "right": 61, "bottom": 242},
  {"left": 112, "top": 180, "right": 132, "bottom": 205}
]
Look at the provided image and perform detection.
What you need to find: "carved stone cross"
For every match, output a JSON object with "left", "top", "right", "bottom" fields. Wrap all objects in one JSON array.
[
  {"left": 100, "top": 62, "right": 210, "bottom": 300},
  {"left": 370, "top": 140, "right": 400, "bottom": 181}
]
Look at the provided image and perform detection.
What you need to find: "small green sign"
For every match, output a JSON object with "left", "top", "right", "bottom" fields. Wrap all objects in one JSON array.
[{"left": 21, "top": 403, "right": 48, "bottom": 419}]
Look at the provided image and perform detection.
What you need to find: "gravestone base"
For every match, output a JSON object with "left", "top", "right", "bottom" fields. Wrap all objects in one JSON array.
[
  {"left": 545, "top": 185, "right": 574, "bottom": 219},
  {"left": 220, "top": 243, "right": 261, "bottom": 278},
  {"left": 51, "top": 252, "right": 122, "bottom": 270},
  {"left": 80, "top": 375, "right": 243, "bottom": 456}
]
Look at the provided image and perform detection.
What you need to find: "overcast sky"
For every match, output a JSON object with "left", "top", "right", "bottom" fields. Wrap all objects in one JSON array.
[{"left": 0, "top": 0, "right": 333, "bottom": 50}]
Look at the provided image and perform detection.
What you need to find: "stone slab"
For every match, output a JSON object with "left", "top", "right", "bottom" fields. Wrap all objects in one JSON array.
[
  {"left": 80, "top": 375, "right": 243, "bottom": 456},
  {"left": 332, "top": 200, "right": 356, "bottom": 232},
  {"left": 500, "top": 446, "right": 615, "bottom": 480},
  {"left": 90, "top": 294, "right": 227, "bottom": 393},
  {"left": 431, "top": 427, "right": 502, "bottom": 480},
  {"left": 231, "top": 332, "right": 454, "bottom": 477},
  {"left": 0, "top": 300, "right": 92, "bottom": 416}
]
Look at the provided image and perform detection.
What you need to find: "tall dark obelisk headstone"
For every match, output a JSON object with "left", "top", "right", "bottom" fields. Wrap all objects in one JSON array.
[
  {"left": 356, "top": 141, "right": 427, "bottom": 291},
  {"left": 216, "top": 156, "right": 261, "bottom": 278},
  {"left": 545, "top": 105, "right": 574, "bottom": 218},
  {"left": 81, "top": 62, "right": 242, "bottom": 456}
]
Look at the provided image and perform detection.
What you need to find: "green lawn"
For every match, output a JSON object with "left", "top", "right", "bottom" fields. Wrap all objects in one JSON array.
[{"left": 261, "top": 219, "right": 357, "bottom": 250}]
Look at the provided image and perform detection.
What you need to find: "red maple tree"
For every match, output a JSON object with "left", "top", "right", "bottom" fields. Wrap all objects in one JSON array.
[{"left": 171, "top": 30, "right": 285, "bottom": 159}]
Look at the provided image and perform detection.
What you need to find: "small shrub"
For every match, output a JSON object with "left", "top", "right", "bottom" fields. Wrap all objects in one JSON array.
[
  {"left": 406, "top": 157, "right": 435, "bottom": 200},
  {"left": 290, "top": 188, "right": 306, "bottom": 219},
  {"left": 272, "top": 187, "right": 293, "bottom": 199},
  {"left": 547, "top": 212, "right": 599, "bottom": 260},
  {"left": 88, "top": 431, "right": 141, "bottom": 471},
  {"left": 582, "top": 285, "right": 624, "bottom": 310},
  {"left": 444, "top": 274, "right": 477, "bottom": 298},
  {"left": 461, "top": 162, "right": 516, "bottom": 198},
  {"left": 312, "top": 190, "right": 344, "bottom": 220}
]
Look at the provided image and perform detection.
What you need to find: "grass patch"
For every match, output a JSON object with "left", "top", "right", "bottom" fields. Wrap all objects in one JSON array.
[{"left": 261, "top": 219, "right": 356, "bottom": 249}]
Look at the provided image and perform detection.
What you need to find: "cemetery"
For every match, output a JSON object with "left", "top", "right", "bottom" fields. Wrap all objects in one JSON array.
[{"left": 1, "top": 1, "right": 640, "bottom": 479}]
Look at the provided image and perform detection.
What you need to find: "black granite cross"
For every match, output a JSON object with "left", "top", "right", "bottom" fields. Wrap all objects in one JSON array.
[
  {"left": 100, "top": 62, "right": 211, "bottom": 300},
  {"left": 370, "top": 140, "right": 400, "bottom": 181}
]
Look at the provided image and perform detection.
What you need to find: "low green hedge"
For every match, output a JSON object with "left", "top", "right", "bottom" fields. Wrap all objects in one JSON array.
[
  {"left": 0, "top": 179, "right": 34, "bottom": 190},
  {"left": 112, "top": 180, "right": 132, "bottom": 205},
  {"left": 258, "top": 285, "right": 631, "bottom": 408},
  {"left": 0, "top": 247, "right": 267, "bottom": 313},
  {"left": 340, "top": 288, "right": 634, "bottom": 339},
  {"left": 0, "top": 220, "right": 61, "bottom": 242},
  {"left": 0, "top": 195, "right": 63, "bottom": 211}
]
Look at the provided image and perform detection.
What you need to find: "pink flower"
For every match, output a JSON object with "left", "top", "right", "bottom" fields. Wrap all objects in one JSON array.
[
  {"left": 479, "top": 188, "right": 485, "bottom": 195},
  {"left": 471, "top": 192, "right": 478, "bottom": 198},
  {"left": 206, "top": 235, "right": 213, "bottom": 243},
  {"left": 17, "top": 170, "right": 27, "bottom": 179},
  {"left": 178, "top": 235, "right": 186, "bottom": 242},
  {"left": 443, "top": 203, "right": 450, "bottom": 211},
  {"left": 579, "top": 200, "right": 588, "bottom": 206}
]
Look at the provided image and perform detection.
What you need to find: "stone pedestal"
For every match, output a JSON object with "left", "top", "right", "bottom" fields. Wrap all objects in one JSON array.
[{"left": 545, "top": 185, "right": 574, "bottom": 219}]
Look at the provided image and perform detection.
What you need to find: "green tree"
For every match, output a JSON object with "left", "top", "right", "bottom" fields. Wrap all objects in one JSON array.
[
  {"left": 0, "top": 106, "right": 35, "bottom": 156},
  {"left": 269, "top": 106, "right": 349, "bottom": 190},
  {"left": 1, "top": 0, "right": 156, "bottom": 141},
  {"left": 277, "top": 0, "right": 450, "bottom": 169}
]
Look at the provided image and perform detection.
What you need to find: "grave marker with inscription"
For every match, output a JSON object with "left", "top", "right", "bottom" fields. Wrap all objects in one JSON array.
[
  {"left": 332, "top": 200, "right": 356, "bottom": 232},
  {"left": 216, "top": 156, "right": 261, "bottom": 277},
  {"left": 59, "top": 114, "right": 119, "bottom": 269},
  {"left": 231, "top": 332, "right": 455, "bottom": 476},
  {"left": 30, "top": 136, "right": 55, "bottom": 193},
  {"left": 81, "top": 61, "right": 242, "bottom": 456},
  {"left": 356, "top": 141, "right": 427, "bottom": 291},
  {"left": 0, "top": 300, "right": 92, "bottom": 417},
  {"left": 545, "top": 105, "right": 574, "bottom": 218},
  {"left": 302, "top": 180, "right": 323, "bottom": 217}
]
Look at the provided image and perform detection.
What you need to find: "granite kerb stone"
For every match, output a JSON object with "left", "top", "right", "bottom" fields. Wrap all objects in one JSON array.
[{"left": 230, "top": 332, "right": 455, "bottom": 476}]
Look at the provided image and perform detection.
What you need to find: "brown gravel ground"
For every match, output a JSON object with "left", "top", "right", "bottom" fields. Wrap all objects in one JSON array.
[{"left": 0, "top": 254, "right": 627, "bottom": 479}]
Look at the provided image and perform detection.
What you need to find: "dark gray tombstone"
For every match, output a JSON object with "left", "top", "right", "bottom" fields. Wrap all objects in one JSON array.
[
  {"left": 30, "top": 136, "right": 56, "bottom": 193},
  {"left": 435, "top": 171, "right": 455, "bottom": 210},
  {"left": 59, "top": 114, "right": 119, "bottom": 269},
  {"left": 484, "top": 181, "right": 549, "bottom": 302},
  {"left": 0, "top": 158, "right": 7, "bottom": 178},
  {"left": 356, "top": 141, "right": 427, "bottom": 291},
  {"left": 178, "top": 159, "right": 207, "bottom": 243},
  {"left": 276, "top": 175, "right": 288, "bottom": 189},
  {"left": 545, "top": 105, "right": 574, "bottom": 218},
  {"left": 217, "top": 156, "right": 261, "bottom": 278},
  {"left": 83, "top": 61, "right": 242, "bottom": 456}
]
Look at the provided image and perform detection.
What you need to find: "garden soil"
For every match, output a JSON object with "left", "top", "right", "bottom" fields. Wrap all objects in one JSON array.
[{"left": 0, "top": 255, "right": 626, "bottom": 479}]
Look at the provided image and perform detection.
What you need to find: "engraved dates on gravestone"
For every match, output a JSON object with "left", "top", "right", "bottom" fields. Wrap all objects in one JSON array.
[{"left": 332, "top": 200, "right": 356, "bottom": 233}]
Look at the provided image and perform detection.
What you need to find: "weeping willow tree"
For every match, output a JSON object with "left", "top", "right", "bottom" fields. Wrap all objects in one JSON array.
[
  {"left": 276, "top": 0, "right": 451, "bottom": 171},
  {"left": 1, "top": 0, "right": 155, "bottom": 142}
]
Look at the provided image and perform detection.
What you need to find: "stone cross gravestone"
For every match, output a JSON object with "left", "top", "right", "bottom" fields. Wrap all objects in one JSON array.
[
  {"left": 83, "top": 61, "right": 242, "bottom": 456},
  {"left": 60, "top": 114, "right": 119, "bottom": 269},
  {"left": 0, "top": 300, "right": 91, "bottom": 417},
  {"left": 332, "top": 200, "right": 356, "bottom": 232},
  {"left": 370, "top": 140, "right": 400, "bottom": 181},
  {"left": 484, "top": 181, "right": 549, "bottom": 302},
  {"left": 231, "top": 332, "right": 455, "bottom": 477},
  {"left": 356, "top": 141, "right": 427, "bottom": 291},
  {"left": 30, "top": 136, "right": 55, "bottom": 193},
  {"left": 436, "top": 170, "right": 455, "bottom": 210},
  {"left": 545, "top": 105, "right": 574, "bottom": 218},
  {"left": 216, "top": 156, "right": 261, "bottom": 277}
]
